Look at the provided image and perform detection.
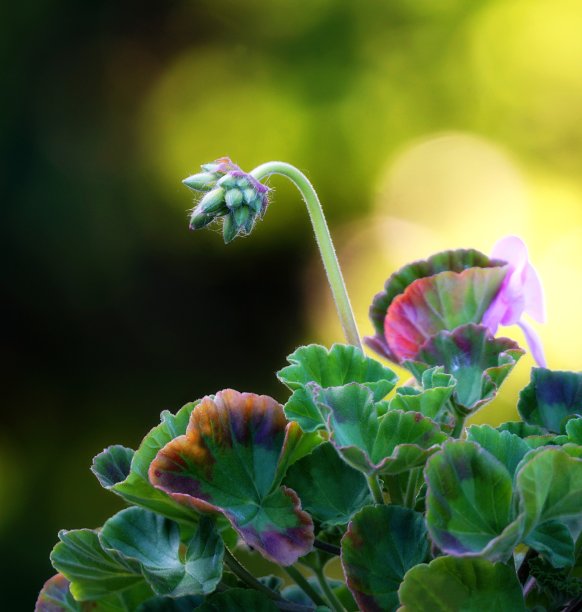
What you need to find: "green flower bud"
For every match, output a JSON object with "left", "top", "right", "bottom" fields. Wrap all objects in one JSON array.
[
  {"left": 243, "top": 188, "right": 256, "bottom": 205},
  {"left": 222, "top": 212, "right": 238, "bottom": 244},
  {"left": 199, "top": 187, "right": 226, "bottom": 214},
  {"left": 225, "top": 189, "right": 243, "bottom": 209},
  {"left": 189, "top": 211, "right": 214, "bottom": 230},
  {"left": 182, "top": 172, "right": 217, "bottom": 192},
  {"left": 233, "top": 205, "right": 251, "bottom": 228},
  {"left": 217, "top": 174, "right": 238, "bottom": 190}
]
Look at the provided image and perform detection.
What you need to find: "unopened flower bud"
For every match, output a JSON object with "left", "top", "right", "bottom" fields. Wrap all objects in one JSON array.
[
  {"left": 182, "top": 172, "right": 218, "bottom": 192},
  {"left": 225, "top": 189, "right": 244, "bottom": 209},
  {"left": 222, "top": 212, "right": 238, "bottom": 244},
  {"left": 199, "top": 187, "right": 227, "bottom": 214},
  {"left": 189, "top": 211, "right": 214, "bottom": 230}
]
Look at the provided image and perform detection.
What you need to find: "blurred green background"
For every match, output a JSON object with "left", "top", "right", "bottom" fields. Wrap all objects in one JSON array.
[{"left": 4, "top": 0, "right": 582, "bottom": 607}]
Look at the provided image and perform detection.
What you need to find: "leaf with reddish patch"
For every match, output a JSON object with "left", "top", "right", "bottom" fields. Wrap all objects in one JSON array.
[
  {"left": 382, "top": 265, "right": 507, "bottom": 362},
  {"left": 405, "top": 325, "right": 524, "bottom": 413},
  {"left": 367, "top": 249, "right": 504, "bottom": 361},
  {"left": 316, "top": 384, "right": 447, "bottom": 477},
  {"left": 149, "top": 390, "right": 314, "bottom": 565},
  {"left": 341, "top": 505, "right": 429, "bottom": 612},
  {"left": 518, "top": 368, "right": 582, "bottom": 433},
  {"left": 35, "top": 574, "right": 82, "bottom": 611}
]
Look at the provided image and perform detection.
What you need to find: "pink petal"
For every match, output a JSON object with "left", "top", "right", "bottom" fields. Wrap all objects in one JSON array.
[
  {"left": 491, "top": 236, "right": 529, "bottom": 271},
  {"left": 517, "top": 319, "right": 546, "bottom": 367},
  {"left": 522, "top": 262, "right": 546, "bottom": 323}
]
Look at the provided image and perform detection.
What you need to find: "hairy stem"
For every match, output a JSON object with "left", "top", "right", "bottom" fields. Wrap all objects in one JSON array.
[
  {"left": 367, "top": 474, "right": 385, "bottom": 504},
  {"left": 223, "top": 547, "right": 279, "bottom": 600},
  {"left": 250, "top": 161, "right": 362, "bottom": 349},
  {"left": 283, "top": 565, "right": 327, "bottom": 607}
]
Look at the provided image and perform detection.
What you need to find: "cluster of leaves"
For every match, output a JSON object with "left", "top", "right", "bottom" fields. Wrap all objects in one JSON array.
[{"left": 37, "top": 248, "right": 582, "bottom": 611}]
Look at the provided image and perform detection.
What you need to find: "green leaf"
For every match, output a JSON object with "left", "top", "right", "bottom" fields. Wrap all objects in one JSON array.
[
  {"left": 389, "top": 367, "right": 456, "bottom": 421},
  {"left": 525, "top": 520, "right": 575, "bottom": 568},
  {"left": 108, "top": 402, "right": 201, "bottom": 525},
  {"left": 50, "top": 529, "right": 149, "bottom": 601},
  {"left": 398, "top": 556, "right": 526, "bottom": 611},
  {"left": 284, "top": 442, "right": 372, "bottom": 526},
  {"left": 150, "top": 390, "right": 314, "bottom": 566},
  {"left": 35, "top": 574, "right": 83, "bottom": 611},
  {"left": 466, "top": 425, "right": 530, "bottom": 477},
  {"left": 196, "top": 589, "right": 278, "bottom": 611},
  {"left": 318, "top": 384, "right": 447, "bottom": 477},
  {"left": 92, "top": 445, "right": 134, "bottom": 489},
  {"left": 518, "top": 368, "right": 582, "bottom": 433},
  {"left": 425, "top": 440, "right": 520, "bottom": 561},
  {"left": 341, "top": 505, "right": 429, "bottom": 612},
  {"left": 497, "top": 421, "right": 547, "bottom": 437},
  {"left": 277, "top": 344, "right": 398, "bottom": 432},
  {"left": 384, "top": 265, "right": 507, "bottom": 361},
  {"left": 516, "top": 446, "right": 582, "bottom": 536},
  {"left": 405, "top": 325, "right": 524, "bottom": 413},
  {"left": 100, "top": 509, "right": 223, "bottom": 597}
]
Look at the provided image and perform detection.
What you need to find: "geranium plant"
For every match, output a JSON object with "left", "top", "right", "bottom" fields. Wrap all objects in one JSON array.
[{"left": 37, "top": 159, "right": 582, "bottom": 612}]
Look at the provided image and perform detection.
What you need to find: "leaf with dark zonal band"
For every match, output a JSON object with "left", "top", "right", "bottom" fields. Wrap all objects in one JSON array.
[
  {"left": 389, "top": 367, "right": 456, "bottom": 421},
  {"left": 149, "top": 389, "right": 314, "bottom": 566},
  {"left": 405, "top": 325, "right": 524, "bottom": 413},
  {"left": 277, "top": 343, "right": 398, "bottom": 432},
  {"left": 284, "top": 442, "right": 372, "bottom": 526},
  {"left": 367, "top": 249, "right": 505, "bottom": 361},
  {"left": 317, "top": 383, "right": 447, "bottom": 477},
  {"left": 383, "top": 265, "right": 507, "bottom": 362},
  {"left": 398, "top": 556, "right": 526, "bottom": 611},
  {"left": 100, "top": 508, "right": 223, "bottom": 597},
  {"left": 518, "top": 368, "right": 582, "bottom": 433},
  {"left": 342, "top": 505, "right": 429, "bottom": 612},
  {"left": 425, "top": 440, "right": 522, "bottom": 561},
  {"left": 93, "top": 402, "right": 201, "bottom": 525},
  {"left": 35, "top": 574, "right": 82, "bottom": 611}
]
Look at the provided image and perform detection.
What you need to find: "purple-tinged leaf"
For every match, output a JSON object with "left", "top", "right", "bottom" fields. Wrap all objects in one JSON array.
[
  {"left": 341, "top": 505, "right": 428, "bottom": 612},
  {"left": 149, "top": 390, "right": 314, "bottom": 565},
  {"left": 91, "top": 445, "right": 134, "bottom": 489},
  {"left": 518, "top": 368, "right": 582, "bottom": 433},
  {"left": 405, "top": 325, "right": 524, "bottom": 413},
  {"left": 35, "top": 574, "right": 81, "bottom": 612}
]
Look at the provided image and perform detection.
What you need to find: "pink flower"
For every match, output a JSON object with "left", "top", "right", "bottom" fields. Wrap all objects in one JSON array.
[{"left": 482, "top": 236, "right": 546, "bottom": 366}]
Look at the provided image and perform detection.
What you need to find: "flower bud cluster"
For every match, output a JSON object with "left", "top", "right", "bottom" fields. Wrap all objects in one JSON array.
[{"left": 183, "top": 158, "right": 269, "bottom": 244}]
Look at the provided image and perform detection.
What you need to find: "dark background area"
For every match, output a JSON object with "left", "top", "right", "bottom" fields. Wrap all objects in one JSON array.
[{"left": 3, "top": 0, "right": 582, "bottom": 608}]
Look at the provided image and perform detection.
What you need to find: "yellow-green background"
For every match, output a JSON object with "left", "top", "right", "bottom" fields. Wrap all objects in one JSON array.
[{"left": 4, "top": 0, "right": 582, "bottom": 607}]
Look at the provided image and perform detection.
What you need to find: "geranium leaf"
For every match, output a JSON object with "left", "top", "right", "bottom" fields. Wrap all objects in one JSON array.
[
  {"left": 318, "top": 384, "right": 446, "bottom": 477},
  {"left": 384, "top": 266, "right": 507, "bottom": 362},
  {"left": 104, "top": 402, "right": 201, "bottom": 525},
  {"left": 425, "top": 440, "right": 520, "bottom": 561},
  {"left": 277, "top": 344, "right": 397, "bottom": 432},
  {"left": 405, "top": 325, "right": 524, "bottom": 413},
  {"left": 92, "top": 445, "right": 134, "bottom": 489},
  {"left": 516, "top": 446, "right": 582, "bottom": 536},
  {"left": 196, "top": 589, "right": 278, "bottom": 611},
  {"left": 100, "top": 509, "right": 223, "bottom": 597},
  {"left": 389, "top": 367, "right": 456, "bottom": 421},
  {"left": 342, "top": 505, "right": 429, "bottom": 612},
  {"left": 50, "top": 529, "right": 150, "bottom": 601},
  {"left": 518, "top": 368, "right": 582, "bottom": 433},
  {"left": 284, "top": 442, "right": 372, "bottom": 526},
  {"left": 136, "top": 595, "right": 204, "bottom": 611},
  {"left": 398, "top": 556, "right": 526, "bottom": 611},
  {"left": 525, "top": 520, "right": 575, "bottom": 568},
  {"left": 150, "top": 390, "right": 314, "bottom": 565},
  {"left": 35, "top": 574, "right": 82, "bottom": 611},
  {"left": 466, "top": 425, "right": 530, "bottom": 477}
]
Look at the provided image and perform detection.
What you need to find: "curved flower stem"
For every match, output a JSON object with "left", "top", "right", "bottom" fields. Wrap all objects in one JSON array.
[
  {"left": 283, "top": 565, "right": 327, "bottom": 607},
  {"left": 250, "top": 161, "right": 362, "bottom": 350},
  {"left": 223, "top": 547, "right": 280, "bottom": 600},
  {"left": 313, "top": 566, "right": 346, "bottom": 612},
  {"left": 367, "top": 474, "right": 385, "bottom": 504}
]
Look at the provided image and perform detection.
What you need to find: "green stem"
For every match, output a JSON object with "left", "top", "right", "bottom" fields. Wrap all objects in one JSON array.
[
  {"left": 250, "top": 161, "right": 362, "bottom": 349},
  {"left": 367, "top": 474, "right": 385, "bottom": 504},
  {"left": 451, "top": 414, "right": 466, "bottom": 438},
  {"left": 313, "top": 567, "right": 346, "bottom": 612},
  {"left": 223, "top": 547, "right": 279, "bottom": 600},
  {"left": 283, "top": 565, "right": 327, "bottom": 607},
  {"left": 404, "top": 467, "right": 421, "bottom": 509},
  {"left": 385, "top": 475, "right": 403, "bottom": 505}
]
